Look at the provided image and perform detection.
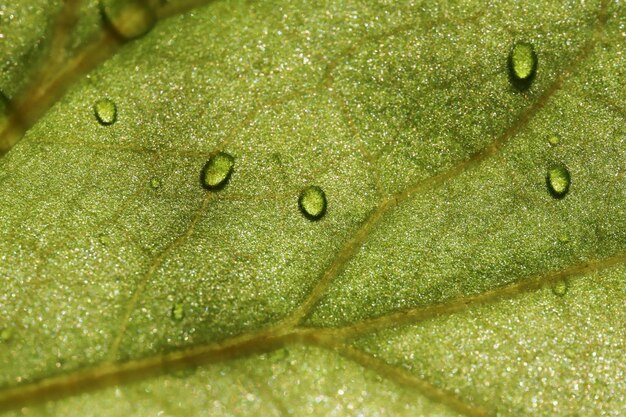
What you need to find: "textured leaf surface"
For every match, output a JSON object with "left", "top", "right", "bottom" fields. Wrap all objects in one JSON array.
[{"left": 0, "top": 0, "right": 624, "bottom": 416}]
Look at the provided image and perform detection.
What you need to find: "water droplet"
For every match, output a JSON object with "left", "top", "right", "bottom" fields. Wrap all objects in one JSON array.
[
  {"left": 100, "top": 0, "right": 156, "bottom": 40},
  {"left": 547, "top": 134, "right": 560, "bottom": 146},
  {"left": 558, "top": 234, "right": 570, "bottom": 243},
  {"left": 298, "top": 186, "right": 327, "bottom": 220},
  {"left": 508, "top": 42, "right": 537, "bottom": 88},
  {"left": 0, "top": 91, "right": 10, "bottom": 129},
  {"left": 94, "top": 98, "right": 117, "bottom": 125},
  {"left": 150, "top": 177, "right": 162, "bottom": 189},
  {"left": 268, "top": 347, "right": 290, "bottom": 361},
  {"left": 546, "top": 164, "right": 571, "bottom": 198},
  {"left": 201, "top": 152, "right": 235, "bottom": 190},
  {"left": 171, "top": 302, "right": 185, "bottom": 321},
  {"left": 0, "top": 327, "right": 13, "bottom": 342},
  {"left": 0, "top": 92, "right": 8, "bottom": 112},
  {"left": 551, "top": 280, "right": 568, "bottom": 296},
  {"left": 172, "top": 367, "right": 197, "bottom": 379},
  {"left": 98, "top": 233, "right": 112, "bottom": 246}
]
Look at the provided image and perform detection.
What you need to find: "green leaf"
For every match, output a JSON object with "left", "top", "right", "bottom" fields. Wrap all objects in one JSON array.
[{"left": 0, "top": 0, "right": 624, "bottom": 415}]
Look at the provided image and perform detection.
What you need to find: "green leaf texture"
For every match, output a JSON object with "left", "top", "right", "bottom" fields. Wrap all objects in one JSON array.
[{"left": 0, "top": 0, "right": 624, "bottom": 415}]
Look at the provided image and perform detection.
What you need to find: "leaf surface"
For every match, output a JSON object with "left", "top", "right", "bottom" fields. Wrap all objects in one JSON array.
[{"left": 0, "top": 0, "right": 624, "bottom": 415}]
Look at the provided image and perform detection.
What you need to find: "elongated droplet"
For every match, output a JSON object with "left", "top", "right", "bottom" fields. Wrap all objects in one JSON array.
[
  {"left": 508, "top": 42, "right": 537, "bottom": 88},
  {"left": 551, "top": 280, "right": 568, "bottom": 297},
  {"left": 94, "top": 98, "right": 117, "bottom": 125},
  {"left": 0, "top": 91, "right": 8, "bottom": 112},
  {"left": 100, "top": 0, "right": 156, "bottom": 40},
  {"left": 547, "top": 164, "right": 571, "bottom": 198},
  {"left": 0, "top": 92, "right": 9, "bottom": 128},
  {"left": 201, "top": 152, "right": 235, "bottom": 190},
  {"left": 171, "top": 302, "right": 185, "bottom": 321},
  {"left": 299, "top": 186, "right": 327, "bottom": 220}
]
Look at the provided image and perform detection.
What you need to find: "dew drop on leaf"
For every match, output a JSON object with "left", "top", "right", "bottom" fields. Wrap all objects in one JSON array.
[
  {"left": 171, "top": 367, "right": 197, "bottom": 379},
  {"left": 551, "top": 280, "right": 568, "bottom": 296},
  {"left": 98, "top": 233, "right": 112, "bottom": 246},
  {"left": 547, "top": 134, "right": 560, "bottom": 146},
  {"left": 508, "top": 42, "right": 537, "bottom": 88},
  {"left": 564, "top": 348, "right": 577, "bottom": 359},
  {"left": 150, "top": 177, "right": 162, "bottom": 189},
  {"left": 546, "top": 164, "right": 571, "bottom": 198},
  {"left": 0, "top": 91, "right": 9, "bottom": 127},
  {"left": 0, "top": 91, "right": 8, "bottom": 109},
  {"left": 201, "top": 152, "right": 235, "bottom": 190},
  {"left": 0, "top": 327, "right": 13, "bottom": 343},
  {"left": 100, "top": 0, "right": 156, "bottom": 40},
  {"left": 558, "top": 234, "right": 570, "bottom": 243},
  {"left": 171, "top": 302, "right": 185, "bottom": 321},
  {"left": 298, "top": 186, "right": 327, "bottom": 220},
  {"left": 93, "top": 98, "right": 117, "bottom": 125}
]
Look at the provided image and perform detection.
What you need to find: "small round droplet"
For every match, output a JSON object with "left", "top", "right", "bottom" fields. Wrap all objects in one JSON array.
[
  {"left": 508, "top": 42, "right": 537, "bottom": 88},
  {"left": 546, "top": 164, "right": 571, "bottom": 198},
  {"left": 98, "top": 233, "right": 112, "bottom": 246},
  {"left": 547, "top": 134, "right": 560, "bottom": 146},
  {"left": 172, "top": 367, "right": 197, "bottom": 379},
  {"left": 298, "top": 186, "right": 327, "bottom": 220},
  {"left": 100, "top": 0, "right": 156, "bottom": 40},
  {"left": 171, "top": 302, "right": 185, "bottom": 321},
  {"left": 558, "top": 234, "right": 570, "bottom": 243},
  {"left": 0, "top": 327, "right": 13, "bottom": 343},
  {"left": 201, "top": 152, "right": 235, "bottom": 190},
  {"left": 150, "top": 177, "right": 162, "bottom": 189},
  {"left": 551, "top": 280, "right": 568, "bottom": 296},
  {"left": 94, "top": 98, "right": 117, "bottom": 125}
]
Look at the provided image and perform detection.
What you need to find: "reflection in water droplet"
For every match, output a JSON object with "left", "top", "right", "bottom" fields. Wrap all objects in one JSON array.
[
  {"left": 94, "top": 98, "right": 117, "bottom": 125},
  {"left": 0, "top": 327, "right": 13, "bottom": 342},
  {"left": 171, "top": 302, "right": 184, "bottom": 321},
  {"left": 547, "top": 164, "right": 571, "bottom": 198},
  {"left": 508, "top": 42, "right": 537, "bottom": 88},
  {"left": 150, "top": 177, "right": 162, "bottom": 189},
  {"left": 551, "top": 280, "right": 568, "bottom": 296},
  {"left": 201, "top": 152, "right": 235, "bottom": 190},
  {"left": 547, "top": 134, "right": 560, "bottom": 146},
  {"left": 298, "top": 186, "right": 327, "bottom": 220},
  {"left": 100, "top": 0, "right": 156, "bottom": 40}
]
